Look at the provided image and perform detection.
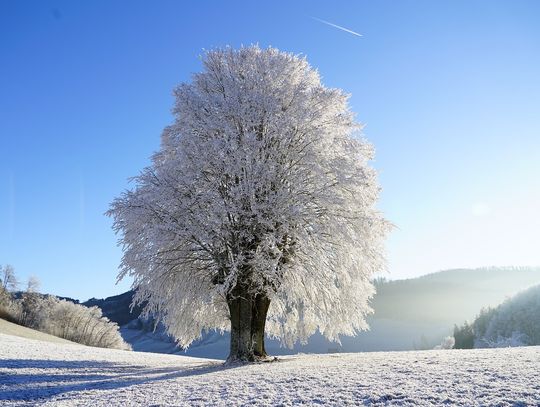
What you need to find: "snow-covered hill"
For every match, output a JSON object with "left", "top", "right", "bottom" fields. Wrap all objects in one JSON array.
[
  {"left": 456, "top": 283, "right": 540, "bottom": 348},
  {"left": 0, "top": 318, "right": 75, "bottom": 345},
  {"left": 1, "top": 333, "right": 539, "bottom": 406}
]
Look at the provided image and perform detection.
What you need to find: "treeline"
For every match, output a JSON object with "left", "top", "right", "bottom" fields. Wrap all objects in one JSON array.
[
  {"left": 454, "top": 284, "right": 540, "bottom": 349},
  {"left": 0, "top": 264, "right": 130, "bottom": 350}
]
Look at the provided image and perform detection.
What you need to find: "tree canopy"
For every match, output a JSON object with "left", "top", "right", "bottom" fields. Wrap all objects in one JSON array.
[{"left": 108, "top": 46, "right": 389, "bottom": 360}]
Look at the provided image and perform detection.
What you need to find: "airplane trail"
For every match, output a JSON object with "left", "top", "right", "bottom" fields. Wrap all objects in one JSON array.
[{"left": 311, "top": 17, "right": 362, "bottom": 37}]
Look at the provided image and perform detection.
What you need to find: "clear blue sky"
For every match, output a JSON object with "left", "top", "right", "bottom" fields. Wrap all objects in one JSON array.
[{"left": 1, "top": 0, "right": 539, "bottom": 301}]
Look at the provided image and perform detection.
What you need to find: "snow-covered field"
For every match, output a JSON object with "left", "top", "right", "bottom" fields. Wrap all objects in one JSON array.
[{"left": 1, "top": 333, "right": 539, "bottom": 406}]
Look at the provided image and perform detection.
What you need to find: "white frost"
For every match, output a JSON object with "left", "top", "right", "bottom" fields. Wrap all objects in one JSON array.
[
  {"left": 1, "top": 333, "right": 540, "bottom": 406},
  {"left": 108, "top": 46, "right": 390, "bottom": 349}
]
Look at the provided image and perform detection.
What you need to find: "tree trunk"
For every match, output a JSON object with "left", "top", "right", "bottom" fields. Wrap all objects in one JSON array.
[
  {"left": 227, "top": 286, "right": 270, "bottom": 362},
  {"left": 251, "top": 294, "right": 270, "bottom": 357}
]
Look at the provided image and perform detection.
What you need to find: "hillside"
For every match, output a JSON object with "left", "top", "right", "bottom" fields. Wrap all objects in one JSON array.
[
  {"left": 456, "top": 283, "right": 540, "bottom": 348},
  {"left": 83, "top": 267, "right": 540, "bottom": 356},
  {"left": 84, "top": 291, "right": 144, "bottom": 326},
  {"left": 372, "top": 267, "right": 540, "bottom": 323},
  {"left": 1, "top": 332, "right": 539, "bottom": 406},
  {"left": 0, "top": 319, "right": 75, "bottom": 345}
]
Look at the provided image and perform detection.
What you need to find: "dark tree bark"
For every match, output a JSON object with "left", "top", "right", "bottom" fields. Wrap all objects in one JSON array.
[
  {"left": 226, "top": 285, "right": 271, "bottom": 362},
  {"left": 251, "top": 294, "right": 270, "bottom": 357}
]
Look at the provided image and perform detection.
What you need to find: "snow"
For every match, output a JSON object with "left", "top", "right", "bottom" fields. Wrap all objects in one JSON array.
[
  {"left": 0, "top": 319, "right": 75, "bottom": 345},
  {"left": 2, "top": 333, "right": 540, "bottom": 406}
]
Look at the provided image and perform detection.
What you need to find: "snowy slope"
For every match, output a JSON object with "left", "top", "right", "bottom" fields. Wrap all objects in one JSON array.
[
  {"left": 1, "top": 333, "right": 539, "bottom": 406},
  {"left": 0, "top": 318, "right": 75, "bottom": 345}
]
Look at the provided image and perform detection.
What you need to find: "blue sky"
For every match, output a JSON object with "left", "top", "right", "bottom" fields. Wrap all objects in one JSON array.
[{"left": 1, "top": 0, "right": 539, "bottom": 300}]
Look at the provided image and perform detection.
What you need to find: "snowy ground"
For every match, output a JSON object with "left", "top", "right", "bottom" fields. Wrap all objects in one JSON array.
[
  {"left": 0, "top": 319, "right": 75, "bottom": 345},
  {"left": 1, "top": 333, "right": 539, "bottom": 406}
]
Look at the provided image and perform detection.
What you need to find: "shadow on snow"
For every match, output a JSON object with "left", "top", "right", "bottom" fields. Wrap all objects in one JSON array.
[{"left": 0, "top": 358, "right": 235, "bottom": 402}]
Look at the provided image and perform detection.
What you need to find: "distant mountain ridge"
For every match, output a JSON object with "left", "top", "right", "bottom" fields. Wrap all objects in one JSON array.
[
  {"left": 82, "top": 266, "right": 540, "bottom": 358},
  {"left": 372, "top": 266, "right": 540, "bottom": 323},
  {"left": 84, "top": 291, "right": 144, "bottom": 326}
]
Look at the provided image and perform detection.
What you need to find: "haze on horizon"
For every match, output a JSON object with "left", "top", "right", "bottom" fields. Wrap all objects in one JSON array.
[{"left": 1, "top": 0, "right": 539, "bottom": 301}]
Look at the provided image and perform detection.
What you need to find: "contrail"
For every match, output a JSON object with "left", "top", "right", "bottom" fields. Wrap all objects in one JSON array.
[{"left": 311, "top": 16, "right": 362, "bottom": 37}]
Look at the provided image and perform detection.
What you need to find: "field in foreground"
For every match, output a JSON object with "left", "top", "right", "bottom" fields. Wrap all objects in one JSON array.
[{"left": 1, "top": 333, "right": 539, "bottom": 406}]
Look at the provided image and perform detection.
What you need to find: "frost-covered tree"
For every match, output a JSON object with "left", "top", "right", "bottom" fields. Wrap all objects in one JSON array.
[
  {"left": 20, "top": 296, "right": 131, "bottom": 350},
  {"left": 19, "top": 276, "right": 43, "bottom": 327},
  {"left": 0, "top": 284, "right": 13, "bottom": 320},
  {"left": 434, "top": 336, "right": 455, "bottom": 350},
  {"left": 453, "top": 284, "right": 540, "bottom": 350},
  {"left": 109, "top": 46, "right": 389, "bottom": 362},
  {"left": 47, "top": 301, "right": 130, "bottom": 349},
  {"left": 26, "top": 275, "right": 40, "bottom": 293},
  {"left": 1, "top": 265, "right": 19, "bottom": 292},
  {"left": 476, "top": 284, "right": 540, "bottom": 348},
  {"left": 0, "top": 285, "right": 9, "bottom": 307}
]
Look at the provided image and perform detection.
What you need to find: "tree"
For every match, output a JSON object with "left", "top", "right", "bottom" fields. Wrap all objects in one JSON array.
[
  {"left": 1, "top": 265, "right": 19, "bottom": 292},
  {"left": 108, "top": 46, "right": 389, "bottom": 362},
  {"left": 453, "top": 322, "right": 475, "bottom": 349},
  {"left": 29, "top": 296, "right": 131, "bottom": 349},
  {"left": 434, "top": 336, "right": 455, "bottom": 350},
  {"left": 19, "top": 276, "right": 42, "bottom": 327},
  {"left": 26, "top": 275, "right": 40, "bottom": 293},
  {"left": 0, "top": 284, "right": 12, "bottom": 320}
]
